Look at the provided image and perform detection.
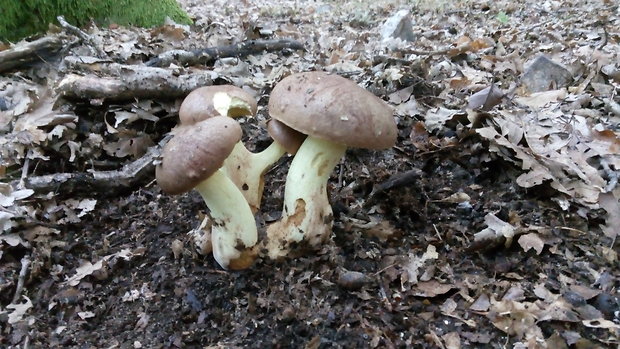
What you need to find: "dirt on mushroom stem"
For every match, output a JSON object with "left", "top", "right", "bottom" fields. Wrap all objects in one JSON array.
[{"left": 264, "top": 136, "right": 347, "bottom": 258}]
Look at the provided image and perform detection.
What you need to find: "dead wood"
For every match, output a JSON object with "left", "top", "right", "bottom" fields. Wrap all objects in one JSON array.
[
  {"left": 15, "top": 145, "right": 160, "bottom": 196},
  {"left": 146, "top": 38, "right": 304, "bottom": 67},
  {"left": 57, "top": 62, "right": 214, "bottom": 101},
  {"left": 0, "top": 35, "right": 67, "bottom": 73},
  {"left": 371, "top": 168, "right": 423, "bottom": 195},
  {"left": 363, "top": 168, "right": 423, "bottom": 207},
  {"left": 56, "top": 16, "right": 106, "bottom": 58}
]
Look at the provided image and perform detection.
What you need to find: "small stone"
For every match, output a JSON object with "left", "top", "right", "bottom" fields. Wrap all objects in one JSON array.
[
  {"left": 337, "top": 270, "right": 370, "bottom": 290},
  {"left": 521, "top": 55, "right": 573, "bottom": 93},
  {"left": 171, "top": 239, "right": 183, "bottom": 259},
  {"left": 380, "top": 10, "right": 415, "bottom": 42}
]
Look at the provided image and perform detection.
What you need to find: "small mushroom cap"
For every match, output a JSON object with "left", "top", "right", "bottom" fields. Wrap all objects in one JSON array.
[
  {"left": 156, "top": 116, "right": 242, "bottom": 195},
  {"left": 266, "top": 119, "right": 307, "bottom": 155},
  {"left": 268, "top": 71, "right": 397, "bottom": 149},
  {"left": 179, "top": 85, "right": 258, "bottom": 125}
]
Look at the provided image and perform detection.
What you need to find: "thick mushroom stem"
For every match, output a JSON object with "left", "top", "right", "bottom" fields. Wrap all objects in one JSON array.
[
  {"left": 194, "top": 170, "right": 258, "bottom": 270},
  {"left": 221, "top": 141, "right": 288, "bottom": 212},
  {"left": 265, "top": 136, "right": 347, "bottom": 259}
]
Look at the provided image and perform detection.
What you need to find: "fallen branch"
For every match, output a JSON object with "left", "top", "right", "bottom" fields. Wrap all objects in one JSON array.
[
  {"left": 146, "top": 38, "right": 304, "bottom": 67},
  {"left": 0, "top": 35, "right": 67, "bottom": 73},
  {"left": 363, "top": 168, "right": 423, "bottom": 207},
  {"left": 11, "top": 257, "right": 31, "bottom": 304},
  {"left": 15, "top": 144, "right": 160, "bottom": 196},
  {"left": 57, "top": 63, "right": 214, "bottom": 101},
  {"left": 57, "top": 15, "right": 106, "bottom": 58}
]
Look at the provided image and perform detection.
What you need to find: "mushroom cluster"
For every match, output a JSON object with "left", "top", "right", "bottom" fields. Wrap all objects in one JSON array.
[
  {"left": 156, "top": 72, "right": 396, "bottom": 269},
  {"left": 177, "top": 85, "right": 304, "bottom": 212}
]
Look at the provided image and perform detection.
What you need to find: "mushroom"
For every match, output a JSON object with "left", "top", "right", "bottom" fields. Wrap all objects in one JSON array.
[
  {"left": 156, "top": 116, "right": 257, "bottom": 270},
  {"left": 264, "top": 71, "right": 397, "bottom": 259},
  {"left": 179, "top": 85, "right": 304, "bottom": 212}
]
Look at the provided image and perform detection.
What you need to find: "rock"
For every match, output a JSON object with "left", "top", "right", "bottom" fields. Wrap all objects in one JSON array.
[
  {"left": 380, "top": 10, "right": 415, "bottom": 42},
  {"left": 520, "top": 55, "right": 573, "bottom": 93},
  {"left": 337, "top": 270, "right": 370, "bottom": 290}
]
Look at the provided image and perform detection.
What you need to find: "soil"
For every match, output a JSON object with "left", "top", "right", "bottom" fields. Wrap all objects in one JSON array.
[{"left": 1, "top": 0, "right": 619, "bottom": 348}]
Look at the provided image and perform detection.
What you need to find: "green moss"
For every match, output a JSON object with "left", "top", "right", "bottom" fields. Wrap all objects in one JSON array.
[{"left": 0, "top": 0, "right": 192, "bottom": 42}]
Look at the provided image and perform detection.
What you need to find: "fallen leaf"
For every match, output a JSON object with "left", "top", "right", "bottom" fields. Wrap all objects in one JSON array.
[
  {"left": 582, "top": 318, "right": 620, "bottom": 329},
  {"left": 517, "top": 233, "right": 545, "bottom": 254},
  {"left": 402, "top": 245, "right": 438, "bottom": 284},
  {"left": 598, "top": 192, "right": 620, "bottom": 240},
  {"left": 474, "top": 213, "right": 516, "bottom": 248},
  {"left": 424, "top": 107, "right": 462, "bottom": 132},
  {"left": 78, "top": 311, "right": 96, "bottom": 320},
  {"left": 467, "top": 84, "right": 504, "bottom": 111},
  {"left": 470, "top": 294, "right": 491, "bottom": 312},
  {"left": 412, "top": 280, "right": 455, "bottom": 297},
  {"left": 7, "top": 296, "right": 33, "bottom": 324},
  {"left": 515, "top": 89, "right": 567, "bottom": 109},
  {"left": 65, "top": 249, "right": 136, "bottom": 286},
  {"left": 442, "top": 332, "right": 461, "bottom": 349}
]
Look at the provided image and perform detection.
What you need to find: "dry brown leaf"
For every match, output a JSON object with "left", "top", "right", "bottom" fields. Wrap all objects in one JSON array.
[
  {"left": 517, "top": 233, "right": 545, "bottom": 255},
  {"left": 474, "top": 213, "right": 516, "bottom": 248},
  {"left": 488, "top": 299, "right": 544, "bottom": 340},
  {"left": 514, "top": 89, "right": 567, "bottom": 109},
  {"left": 402, "top": 245, "right": 438, "bottom": 284},
  {"left": 442, "top": 332, "right": 461, "bottom": 349},
  {"left": 6, "top": 296, "right": 33, "bottom": 324},
  {"left": 582, "top": 318, "right": 620, "bottom": 330},
  {"left": 467, "top": 84, "right": 504, "bottom": 111},
  {"left": 470, "top": 293, "right": 491, "bottom": 312},
  {"left": 424, "top": 107, "right": 462, "bottom": 132},
  {"left": 65, "top": 249, "right": 136, "bottom": 286},
  {"left": 598, "top": 192, "right": 620, "bottom": 240},
  {"left": 412, "top": 280, "right": 455, "bottom": 297}
]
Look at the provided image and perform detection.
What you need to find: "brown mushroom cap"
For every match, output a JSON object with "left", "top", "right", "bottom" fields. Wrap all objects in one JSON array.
[
  {"left": 266, "top": 119, "right": 307, "bottom": 155},
  {"left": 156, "top": 116, "right": 242, "bottom": 195},
  {"left": 268, "top": 71, "right": 397, "bottom": 149},
  {"left": 179, "top": 85, "right": 258, "bottom": 125}
]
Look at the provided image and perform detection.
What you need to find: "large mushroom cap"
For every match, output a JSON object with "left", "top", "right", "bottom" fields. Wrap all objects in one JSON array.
[
  {"left": 156, "top": 116, "right": 242, "bottom": 195},
  {"left": 268, "top": 71, "right": 397, "bottom": 149},
  {"left": 179, "top": 85, "right": 257, "bottom": 125}
]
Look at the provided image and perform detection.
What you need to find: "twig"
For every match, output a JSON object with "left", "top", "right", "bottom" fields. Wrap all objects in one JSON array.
[
  {"left": 57, "top": 15, "right": 106, "bottom": 58},
  {"left": 557, "top": 226, "right": 588, "bottom": 235},
  {"left": 365, "top": 168, "right": 423, "bottom": 205},
  {"left": 433, "top": 224, "right": 443, "bottom": 241},
  {"left": 0, "top": 35, "right": 65, "bottom": 73},
  {"left": 403, "top": 45, "right": 458, "bottom": 56},
  {"left": 13, "top": 144, "right": 161, "bottom": 196},
  {"left": 598, "top": 25, "right": 608, "bottom": 50},
  {"left": 373, "top": 263, "right": 397, "bottom": 276},
  {"left": 378, "top": 277, "right": 393, "bottom": 312},
  {"left": 11, "top": 257, "right": 31, "bottom": 304},
  {"left": 19, "top": 150, "right": 31, "bottom": 188},
  {"left": 146, "top": 38, "right": 304, "bottom": 67}
]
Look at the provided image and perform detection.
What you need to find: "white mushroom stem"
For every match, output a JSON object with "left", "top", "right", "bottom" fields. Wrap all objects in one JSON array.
[
  {"left": 221, "top": 141, "right": 287, "bottom": 212},
  {"left": 194, "top": 169, "right": 258, "bottom": 269},
  {"left": 265, "top": 136, "right": 346, "bottom": 259}
]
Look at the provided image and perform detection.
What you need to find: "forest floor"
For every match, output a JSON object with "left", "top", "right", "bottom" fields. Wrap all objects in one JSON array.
[{"left": 1, "top": 0, "right": 619, "bottom": 348}]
